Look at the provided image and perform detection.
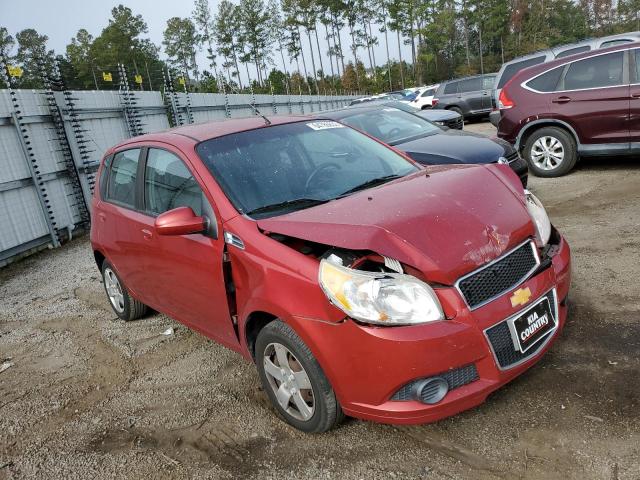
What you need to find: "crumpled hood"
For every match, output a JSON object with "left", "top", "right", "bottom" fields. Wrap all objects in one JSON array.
[
  {"left": 257, "top": 165, "right": 535, "bottom": 285},
  {"left": 399, "top": 130, "right": 515, "bottom": 165}
]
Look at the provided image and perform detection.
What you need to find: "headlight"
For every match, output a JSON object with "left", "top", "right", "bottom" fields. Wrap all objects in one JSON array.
[
  {"left": 524, "top": 190, "right": 551, "bottom": 247},
  {"left": 318, "top": 259, "right": 444, "bottom": 325}
]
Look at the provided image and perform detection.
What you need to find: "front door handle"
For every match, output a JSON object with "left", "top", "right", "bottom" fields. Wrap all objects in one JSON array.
[
  {"left": 552, "top": 96, "right": 572, "bottom": 104},
  {"left": 98, "top": 212, "right": 107, "bottom": 222},
  {"left": 632, "top": 92, "right": 640, "bottom": 98},
  {"left": 142, "top": 228, "right": 153, "bottom": 240}
]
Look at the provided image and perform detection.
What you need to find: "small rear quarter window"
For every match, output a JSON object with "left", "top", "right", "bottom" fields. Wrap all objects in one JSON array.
[
  {"left": 498, "top": 56, "right": 547, "bottom": 88},
  {"left": 526, "top": 67, "right": 563, "bottom": 92},
  {"left": 443, "top": 82, "right": 458, "bottom": 94}
]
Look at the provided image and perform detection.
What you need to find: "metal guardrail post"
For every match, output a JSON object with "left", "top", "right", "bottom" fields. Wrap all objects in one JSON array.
[
  {"left": 2, "top": 54, "right": 61, "bottom": 247},
  {"left": 40, "top": 59, "right": 92, "bottom": 224}
]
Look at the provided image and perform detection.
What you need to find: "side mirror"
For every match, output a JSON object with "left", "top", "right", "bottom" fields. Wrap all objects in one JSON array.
[{"left": 155, "top": 206, "right": 206, "bottom": 236}]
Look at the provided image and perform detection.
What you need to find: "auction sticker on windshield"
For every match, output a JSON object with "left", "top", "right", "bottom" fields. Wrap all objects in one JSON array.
[
  {"left": 306, "top": 121, "right": 345, "bottom": 130},
  {"left": 508, "top": 293, "right": 557, "bottom": 353}
]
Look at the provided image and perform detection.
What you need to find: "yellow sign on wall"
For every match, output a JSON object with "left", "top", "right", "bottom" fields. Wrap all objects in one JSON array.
[
  {"left": 7, "top": 65, "right": 23, "bottom": 78},
  {"left": 102, "top": 72, "right": 113, "bottom": 82},
  {"left": 178, "top": 76, "right": 186, "bottom": 86},
  {"left": 134, "top": 74, "right": 143, "bottom": 84}
]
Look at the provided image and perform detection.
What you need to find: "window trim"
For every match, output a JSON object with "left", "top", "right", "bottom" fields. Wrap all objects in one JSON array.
[
  {"left": 102, "top": 147, "right": 144, "bottom": 212},
  {"left": 522, "top": 48, "right": 631, "bottom": 94},
  {"left": 631, "top": 48, "right": 640, "bottom": 85},
  {"left": 140, "top": 146, "right": 204, "bottom": 218}
]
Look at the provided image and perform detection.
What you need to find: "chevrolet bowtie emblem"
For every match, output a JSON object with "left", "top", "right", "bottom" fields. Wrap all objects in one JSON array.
[{"left": 510, "top": 287, "right": 532, "bottom": 307}]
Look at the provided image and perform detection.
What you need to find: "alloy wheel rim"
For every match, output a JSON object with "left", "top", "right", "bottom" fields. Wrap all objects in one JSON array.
[
  {"left": 530, "top": 136, "right": 564, "bottom": 171},
  {"left": 263, "top": 342, "right": 315, "bottom": 421},
  {"left": 104, "top": 268, "right": 125, "bottom": 313}
]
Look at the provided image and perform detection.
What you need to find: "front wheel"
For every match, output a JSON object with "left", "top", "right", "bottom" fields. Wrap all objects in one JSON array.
[
  {"left": 101, "top": 261, "right": 148, "bottom": 321},
  {"left": 255, "top": 321, "right": 344, "bottom": 433},
  {"left": 523, "top": 127, "right": 577, "bottom": 177}
]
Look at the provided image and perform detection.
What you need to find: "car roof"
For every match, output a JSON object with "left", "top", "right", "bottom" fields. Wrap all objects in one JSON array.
[
  {"left": 313, "top": 104, "right": 410, "bottom": 120},
  {"left": 499, "top": 31, "right": 640, "bottom": 67},
  {"left": 112, "top": 115, "right": 311, "bottom": 149},
  {"left": 441, "top": 73, "right": 496, "bottom": 83},
  {"left": 512, "top": 40, "right": 640, "bottom": 82}
]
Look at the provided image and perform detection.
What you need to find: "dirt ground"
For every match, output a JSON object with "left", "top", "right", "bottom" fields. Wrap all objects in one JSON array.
[{"left": 1, "top": 121, "right": 639, "bottom": 480}]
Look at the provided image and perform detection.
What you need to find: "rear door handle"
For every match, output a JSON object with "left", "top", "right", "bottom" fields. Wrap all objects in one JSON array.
[
  {"left": 552, "top": 96, "right": 572, "bottom": 104},
  {"left": 632, "top": 92, "right": 640, "bottom": 98},
  {"left": 142, "top": 229, "right": 153, "bottom": 240},
  {"left": 98, "top": 212, "right": 107, "bottom": 222}
]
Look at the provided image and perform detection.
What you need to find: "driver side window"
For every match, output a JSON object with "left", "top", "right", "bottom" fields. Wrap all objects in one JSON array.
[{"left": 144, "top": 149, "right": 203, "bottom": 216}]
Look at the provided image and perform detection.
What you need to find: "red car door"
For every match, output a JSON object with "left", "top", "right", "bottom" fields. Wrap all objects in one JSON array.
[
  {"left": 631, "top": 48, "right": 640, "bottom": 145},
  {"left": 135, "top": 145, "right": 238, "bottom": 349},
  {"left": 99, "top": 147, "right": 154, "bottom": 304},
  {"left": 552, "top": 50, "right": 630, "bottom": 147}
]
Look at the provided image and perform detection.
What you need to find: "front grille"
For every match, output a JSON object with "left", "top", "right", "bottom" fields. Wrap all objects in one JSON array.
[
  {"left": 457, "top": 241, "right": 539, "bottom": 309},
  {"left": 444, "top": 116, "right": 464, "bottom": 130},
  {"left": 485, "top": 290, "right": 557, "bottom": 369},
  {"left": 391, "top": 364, "right": 479, "bottom": 401}
]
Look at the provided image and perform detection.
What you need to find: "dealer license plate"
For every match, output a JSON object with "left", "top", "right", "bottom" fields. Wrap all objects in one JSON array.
[{"left": 508, "top": 295, "right": 556, "bottom": 353}]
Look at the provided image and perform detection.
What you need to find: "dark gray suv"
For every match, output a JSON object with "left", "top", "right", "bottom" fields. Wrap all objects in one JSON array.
[{"left": 432, "top": 74, "right": 496, "bottom": 119}]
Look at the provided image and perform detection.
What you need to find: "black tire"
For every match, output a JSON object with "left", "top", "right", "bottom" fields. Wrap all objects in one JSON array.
[
  {"left": 255, "top": 321, "right": 344, "bottom": 433},
  {"left": 523, "top": 126, "right": 578, "bottom": 177},
  {"left": 101, "top": 260, "right": 148, "bottom": 321},
  {"left": 448, "top": 106, "right": 463, "bottom": 117}
]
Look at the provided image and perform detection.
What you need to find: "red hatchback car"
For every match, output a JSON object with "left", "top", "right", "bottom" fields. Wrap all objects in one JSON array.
[
  {"left": 497, "top": 42, "right": 640, "bottom": 177},
  {"left": 91, "top": 116, "right": 571, "bottom": 432}
]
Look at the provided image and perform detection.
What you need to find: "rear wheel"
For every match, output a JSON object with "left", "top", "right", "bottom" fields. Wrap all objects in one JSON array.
[
  {"left": 101, "top": 261, "right": 148, "bottom": 321},
  {"left": 523, "top": 127, "right": 577, "bottom": 177},
  {"left": 255, "top": 321, "right": 343, "bottom": 433},
  {"left": 448, "top": 106, "right": 463, "bottom": 117}
]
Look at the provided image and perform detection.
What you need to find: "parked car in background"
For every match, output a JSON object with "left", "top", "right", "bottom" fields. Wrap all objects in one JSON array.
[
  {"left": 91, "top": 115, "right": 570, "bottom": 433},
  {"left": 316, "top": 105, "right": 528, "bottom": 185},
  {"left": 411, "top": 84, "right": 440, "bottom": 109},
  {"left": 385, "top": 101, "right": 464, "bottom": 129},
  {"left": 490, "top": 31, "right": 640, "bottom": 126},
  {"left": 497, "top": 42, "right": 640, "bottom": 177},
  {"left": 432, "top": 74, "right": 496, "bottom": 119}
]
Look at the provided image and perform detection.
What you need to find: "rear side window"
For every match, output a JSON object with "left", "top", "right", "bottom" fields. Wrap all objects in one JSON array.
[
  {"left": 421, "top": 88, "right": 436, "bottom": 97},
  {"left": 526, "top": 67, "right": 563, "bottom": 92},
  {"left": 556, "top": 46, "right": 590, "bottom": 58},
  {"left": 635, "top": 49, "right": 640, "bottom": 83},
  {"left": 498, "top": 56, "right": 547, "bottom": 88},
  {"left": 599, "top": 39, "right": 632, "bottom": 49},
  {"left": 482, "top": 76, "right": 495, "bottom": 89},
  {"left": 459, "top": 77, "right": 482, "bottom": 93},
  {"left": 144, "top": 149, "right": 203, "bottom": 216},
  {"left": 443, "top": 82, "right": 458, "bottom": 94},
  {"left": 106, "top": 149, "right": 140, "bottom": 208},
  {"left": 563, "top": 51, "right": 624, "bottom": 90}
]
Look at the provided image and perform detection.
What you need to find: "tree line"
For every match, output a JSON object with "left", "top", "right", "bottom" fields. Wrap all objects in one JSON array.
[{"left": 1, "top": 0, "right": 639, "bottom": 94}]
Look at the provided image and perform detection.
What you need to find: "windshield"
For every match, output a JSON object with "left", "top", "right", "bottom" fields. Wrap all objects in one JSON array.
[
  {"left": 340, "top": 108, "right": 441, "bottom": 144},
  {"left": 196, "top": 121, "right": 418, "bottom": 218}
]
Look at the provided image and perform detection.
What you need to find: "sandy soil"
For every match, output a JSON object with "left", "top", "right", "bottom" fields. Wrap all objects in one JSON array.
[{"left": 1, "top": 121, "right": 639, "bottom": 479}]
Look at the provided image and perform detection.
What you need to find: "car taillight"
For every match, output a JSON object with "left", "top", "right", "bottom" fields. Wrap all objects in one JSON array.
[
  {"left": 498, "top": 88, "right": 515, "bottom": 109},
  {"left": 432, "top": 98, "right": 439, "bottom": 107}
]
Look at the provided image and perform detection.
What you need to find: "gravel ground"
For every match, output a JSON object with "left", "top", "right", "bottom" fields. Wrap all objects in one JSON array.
[{"left": 1, "top": 120, "right": 639, "bottom": 479}]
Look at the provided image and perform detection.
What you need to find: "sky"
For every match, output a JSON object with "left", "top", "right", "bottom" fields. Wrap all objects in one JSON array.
[{"left": 1, "top": 0, "right": 414, "bottom": 86}]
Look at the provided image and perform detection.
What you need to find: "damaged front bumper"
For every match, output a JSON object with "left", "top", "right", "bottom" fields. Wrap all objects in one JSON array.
[{"left": 287, "top": 233, "right": 571, "bottom": 425}]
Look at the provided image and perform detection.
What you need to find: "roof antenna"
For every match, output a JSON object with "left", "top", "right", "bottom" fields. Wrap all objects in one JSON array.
[{"left": 220, "top": 75, "right": 271, "bottom": 126}]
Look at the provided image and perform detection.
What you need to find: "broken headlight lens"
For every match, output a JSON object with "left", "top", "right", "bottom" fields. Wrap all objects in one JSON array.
[
  {"left": 524, "top": 190, "right": 551, "bottom": 247},
  {"left": 318, "top": 259, "right": 444, "bottom": 325}
]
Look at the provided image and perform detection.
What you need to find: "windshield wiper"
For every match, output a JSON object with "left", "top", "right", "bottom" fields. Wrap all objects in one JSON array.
[
  {"left": 245, "top": 198, "right": 329, "bottom": 216},
  {"left": 338, "top": 174, "right": 403, "bottom": 197}
]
